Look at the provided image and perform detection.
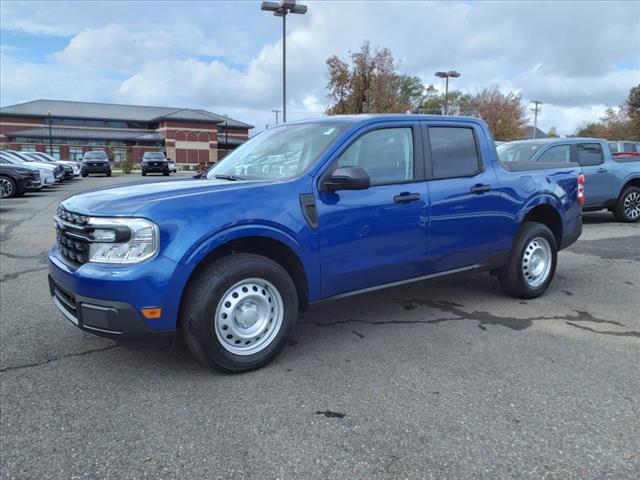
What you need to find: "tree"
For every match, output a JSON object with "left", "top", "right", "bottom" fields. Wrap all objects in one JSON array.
[
  {"left": 325, "top": 42, "right": 420, "bottom": 114},
  {"left": 459, "top": 86, "right": 527, "bottom": 141},
  {"left": 547, "top": 127, "right": 559, "bottom": 138},
  {"left": 574, "top": 84, "right": 640, "bottom": 140}
]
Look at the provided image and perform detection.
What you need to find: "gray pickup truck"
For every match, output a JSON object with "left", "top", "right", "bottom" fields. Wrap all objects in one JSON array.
[{"left": 498, "top": 138, "right": 640, "bottom": 222}]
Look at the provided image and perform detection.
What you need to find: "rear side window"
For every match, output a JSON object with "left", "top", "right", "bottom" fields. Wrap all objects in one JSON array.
[
  {"left": 576, "top": 143, "right": 604, "bottom": 166},
  {"left": 537, "top": 145, "right": 571, "bottom": 163},
  {"left": 608, "top": 142, "right": 619, "bottom": 153},
  {"left": 428, "top": 127, "right": 480, "bottom": 178},
  {"left": 621, "top": 142, "right": 636, "bottom": 153},
  {"left": 338, "top": 128, "right": 414, "bottom": 185}
]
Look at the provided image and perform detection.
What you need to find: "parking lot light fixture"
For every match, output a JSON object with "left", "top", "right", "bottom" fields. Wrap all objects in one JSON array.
[
  {"left": 261, "top": 0, "right": 308, "bottom": 123},
  {"left": 435, "top": 70, "right": 461, "bottom": 115}
]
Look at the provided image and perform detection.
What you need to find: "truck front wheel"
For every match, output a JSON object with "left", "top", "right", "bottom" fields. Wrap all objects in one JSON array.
[
  {"left": 181, "top": 253, "right": 298, "bottom": 373},
  {"left": 499, "top": 222, "right": 557, "bottom": 299},
  {"left": 613, "top": 186, "right": 640, "bottom": 223}
]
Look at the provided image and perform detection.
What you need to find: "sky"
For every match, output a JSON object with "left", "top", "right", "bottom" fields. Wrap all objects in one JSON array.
[{"left": 0, "top": 0, "right": 638, "bottom": 136}]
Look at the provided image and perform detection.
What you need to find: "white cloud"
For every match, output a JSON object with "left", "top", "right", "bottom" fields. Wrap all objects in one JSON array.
[{"left": 1, "top": 1, "right": 638, "bottom": 136}]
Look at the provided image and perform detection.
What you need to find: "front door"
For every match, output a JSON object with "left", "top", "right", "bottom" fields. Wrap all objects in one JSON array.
[{"left": 316, "top": 124, "right": 430, "bottom": 298}]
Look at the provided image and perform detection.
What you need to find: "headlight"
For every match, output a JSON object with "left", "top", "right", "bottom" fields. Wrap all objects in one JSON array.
[{"left": 87, "top": 218, "right": 159, "bottom": 264}]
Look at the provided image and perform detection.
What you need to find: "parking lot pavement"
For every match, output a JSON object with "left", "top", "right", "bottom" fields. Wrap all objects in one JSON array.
[{"left": 1, "top": 175, "right": 638, "bottom": 480}]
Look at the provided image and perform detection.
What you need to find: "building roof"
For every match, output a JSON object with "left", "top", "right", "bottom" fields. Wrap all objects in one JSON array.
[
  {"left": 7, "top": 127, "right": 165, "bottom": 142},
  {"left": 0, "top": 99, "right": 253, "bottom": 129},
  {"left": 523, "top": 126, "right": 548, "bottom": 139}
]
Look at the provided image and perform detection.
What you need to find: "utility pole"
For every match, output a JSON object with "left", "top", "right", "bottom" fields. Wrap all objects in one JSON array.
[
  {"left": 531, "top": 100, "right": 543, "bottom": 139},
  {"left": 272, "top": 109, "right": 281, "bottom": 125}
]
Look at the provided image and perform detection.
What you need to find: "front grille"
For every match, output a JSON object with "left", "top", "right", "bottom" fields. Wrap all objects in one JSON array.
[{"left": 55, "top": 207, "right": 91, "bottom": 266}]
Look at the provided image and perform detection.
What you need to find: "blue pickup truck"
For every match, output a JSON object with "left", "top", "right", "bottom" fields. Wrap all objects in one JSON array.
[
  {"left": 49, "top": 115, "right": 584, "bottom": 372},
  {"left": 498, "top": 138, "right": 640, "bottom": 222}
]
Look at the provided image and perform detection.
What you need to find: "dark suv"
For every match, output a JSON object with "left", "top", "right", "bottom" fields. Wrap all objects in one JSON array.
[
  {"left": 141, "top": 151, "right": 170, "bottom": 176},
  {"left": 81, "top": 151, "right": 111, "bottom": 177}
]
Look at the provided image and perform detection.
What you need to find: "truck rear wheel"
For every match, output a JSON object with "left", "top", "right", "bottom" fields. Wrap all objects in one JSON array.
[
  {"left": 613, "top": 186, "right": 640, "bottom": 223},
  {"left": 181, "top": 253, "right": 298, "bottom": 373},
  {"left": 499, "top": 222, "right": 557, "bottom": 299}
]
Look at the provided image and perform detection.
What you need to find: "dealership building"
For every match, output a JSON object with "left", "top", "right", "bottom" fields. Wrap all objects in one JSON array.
[{"left": 0, "top": 99, "right": 253, "bottom": 166}]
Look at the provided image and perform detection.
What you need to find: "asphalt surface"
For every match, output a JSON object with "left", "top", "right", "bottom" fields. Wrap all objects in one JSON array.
[{"left": 1, "top": 175, "right": 639, "bottom": 480}]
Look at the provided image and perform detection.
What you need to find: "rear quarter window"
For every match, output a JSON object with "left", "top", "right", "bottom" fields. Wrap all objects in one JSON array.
[{"left": 428, "top": 127, "right": 480, "bottom": 178}]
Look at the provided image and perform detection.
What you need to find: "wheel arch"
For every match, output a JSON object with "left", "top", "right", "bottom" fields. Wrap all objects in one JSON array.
[
  {"left": 179, "top": 228, "right": 311, "bottom": 321},
  {"left": 617, "top": 176, "right": 640, "bottom": 198},
  {"left": 521, "top": 200, "right": 563, "bottom": 248}
]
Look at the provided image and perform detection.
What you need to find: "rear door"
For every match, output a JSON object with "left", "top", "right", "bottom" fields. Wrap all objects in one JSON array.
[
  {"left": 572, "top": 142, "right": 614, "bottom": 207},
  {"left": 422, "top": 122, "right": 509, "bottom": 272}
]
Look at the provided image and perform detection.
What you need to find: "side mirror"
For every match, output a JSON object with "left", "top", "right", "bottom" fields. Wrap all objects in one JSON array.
[{"left": 323, "top": 166, "right": 370, "bottom": 192}]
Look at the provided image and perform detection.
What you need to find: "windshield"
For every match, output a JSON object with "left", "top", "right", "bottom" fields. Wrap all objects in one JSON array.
[
  {"left": 143, "top": 152, "right": 165, "bottom": 160},
  {"left": 207, "top": 123, "right": 346, "bottom": 180},
  {"left": 84, "top": 151, "right": 107, "bottom": 160},
  {"left": 496, "top": 143, "right": 542, "bottom": 162}
]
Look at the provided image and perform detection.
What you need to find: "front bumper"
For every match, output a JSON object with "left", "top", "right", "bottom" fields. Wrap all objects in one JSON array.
[
  {"left": 82, "top": 163, "right": 110, "bottom": 173},
  {"left": 49, "top": 275, "right": 174, "bottom": 348},
  {"left": 48, "top": 249, "right": 180, "bottom": 348},
  {"left": 142, "top": 162, "right": 169, "bottom": 173}
]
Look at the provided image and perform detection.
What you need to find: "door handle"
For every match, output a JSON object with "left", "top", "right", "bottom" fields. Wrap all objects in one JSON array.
[
  {"left": 394, "top": 193, "right": 421, "bottom": 203},
  {"left": 470, "top": 184, "right": 492, "bottom": 194},
  {"left": 597, "top": 168, "right": 607, "bottom": 173}
]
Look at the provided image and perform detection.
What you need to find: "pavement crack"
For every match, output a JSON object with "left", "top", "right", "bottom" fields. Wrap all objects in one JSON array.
[
  {"left": 0, "top": 345, "right": 119, "bottom": 373},
  {"left": 0, "top": 251, "right": 48, "bottom": 261},
  {"left": 302, "top": 298, "right": 639, "bottom": 338},
  {"left": 0, "top": 266, "right": 48, "bottom": 283},
  {"left": 565, "top": 322, "right": 640, "bottom": 338}
]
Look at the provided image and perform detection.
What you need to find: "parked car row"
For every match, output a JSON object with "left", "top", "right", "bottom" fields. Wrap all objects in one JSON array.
[
  {"left": 497, "top": 138, "right": 640, "bottom": 222},
  {"left": 0, "top": 150, "right": 82, "bottom": 198}
]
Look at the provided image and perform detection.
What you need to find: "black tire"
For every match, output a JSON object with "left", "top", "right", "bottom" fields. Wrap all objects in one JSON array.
[
  {"left": 613, "top": 186, "right": 640, "bottom": 223},
  {"left": 499, "top": 222, "right": 557, "bottom": 299},
  {"left": 106, "top": 171, "right": 112, "bottom": 177},
  {"left": 0, "top": 175, "right": 17, "bottom": 198},
  {"left": 163, "top": 170, "right": 169, "bottom": 176},
  {"left": 181, "top": 253, "right": 298, "bottom": 373},
  {"left": 81, "top": 173, "right": 87, "bottom": 177},
  {"left": 141, "top": 171, "right": 147, "bottom": 176}
]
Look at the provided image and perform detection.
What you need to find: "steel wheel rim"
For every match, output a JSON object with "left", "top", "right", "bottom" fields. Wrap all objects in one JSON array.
[
  {"left": 0, "top": 178, "right": 13, "bottom": 198},
  {"left": 623, "top": 192, "right": 640, "bottom": 220},
  {"left": 522, "top": 236, "right": 552, "bottom": 288},
  {"left": 214, "top": 277, "right": 284, "bottom": 356}
]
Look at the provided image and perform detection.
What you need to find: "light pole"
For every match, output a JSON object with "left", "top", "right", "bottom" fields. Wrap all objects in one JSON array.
[
  {"left": 47, "top": 111, "right": 53, "bottom": 156},
  {"left": 261, "top": 1, "right": 308, "bottom": 123},
  {"left": 435, "top": 70, "right": 461, "bottom": 115}
]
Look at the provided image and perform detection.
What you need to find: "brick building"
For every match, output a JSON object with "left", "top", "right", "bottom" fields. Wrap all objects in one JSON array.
[{"left": 0, "top": 99, "right": 253, "bottom": 167}]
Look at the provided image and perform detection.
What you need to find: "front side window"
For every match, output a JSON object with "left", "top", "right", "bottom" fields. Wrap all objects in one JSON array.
[
  {"left": 608, "top": 142, "right": 619, "bottom": 153},
  {"left": 537, "top": 145, "right": 571, "bottom": 162},
  {"left": 429, "top": 127, "right": 480, "bottom": 178},
  {"left": 576, "top": 143, "right": 603, "bottom": 166},
  {"left": 337, "top": 128, "right": 414, "bottom": 185},
  {"left": 208, "top": 123, "right": 346, "bottom": 180}
]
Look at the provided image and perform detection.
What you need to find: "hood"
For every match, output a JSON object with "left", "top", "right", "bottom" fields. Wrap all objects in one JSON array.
[
  {"left": 27, "top": 161, "right": 56, "bottom": 171},
  {"left": 61, "top": 178, "right": 270, "bottom": 216}
]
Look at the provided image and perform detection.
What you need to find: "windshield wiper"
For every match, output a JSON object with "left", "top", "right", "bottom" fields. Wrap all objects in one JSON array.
[{"left": 214, "top": 174, "right": 240, "bottom": 181}]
